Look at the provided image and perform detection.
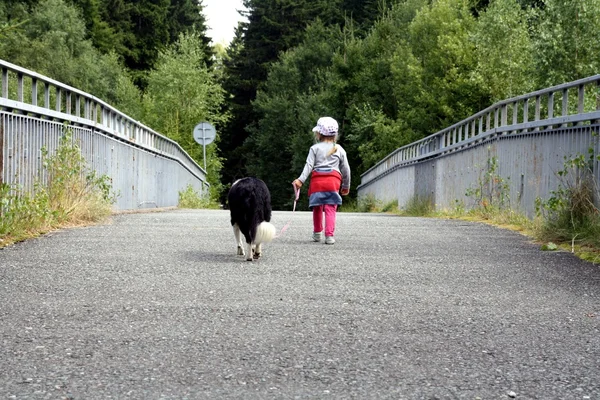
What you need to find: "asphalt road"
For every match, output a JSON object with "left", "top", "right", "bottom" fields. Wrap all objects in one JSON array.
[{"left": 1, "top": 209, "right": 599, "bottom": 399}]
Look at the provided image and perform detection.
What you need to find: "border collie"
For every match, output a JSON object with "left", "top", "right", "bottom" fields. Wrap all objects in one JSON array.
[{"left": 228, "top": 177, "right": 277, "bottom": 261}]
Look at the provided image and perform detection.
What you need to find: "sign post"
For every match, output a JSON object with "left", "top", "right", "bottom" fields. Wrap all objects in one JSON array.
[{"left": 192, "top": 122, "right": 216, "bottom": 172}]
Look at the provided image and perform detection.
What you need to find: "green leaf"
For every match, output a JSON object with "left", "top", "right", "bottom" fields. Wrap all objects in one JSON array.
[{"left": 541, "top": 242, "right": 558, "bottom": 251}]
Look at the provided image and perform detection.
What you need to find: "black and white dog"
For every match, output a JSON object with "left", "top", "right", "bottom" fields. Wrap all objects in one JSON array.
[{"left": 227, "top": 177, "right": 277, "bottom": 261}]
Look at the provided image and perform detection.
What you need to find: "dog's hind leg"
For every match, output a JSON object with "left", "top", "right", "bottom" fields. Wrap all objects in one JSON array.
[
  {"left": 245, "top": 241, "right": 253, "bottom": 261},
  {"left": 233, "top": 224, "right": 244, "bottom": 256},
  {"left": 254, "top": 243, "right": 262, "bottom": 259}
]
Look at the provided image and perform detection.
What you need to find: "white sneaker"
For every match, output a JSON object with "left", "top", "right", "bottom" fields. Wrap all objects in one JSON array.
[
  {"left": 325, "top": 236, "right": 335, "bottom": 245},
  {"left": 312, "top": 232, "right": 322, "bottom": 242}
]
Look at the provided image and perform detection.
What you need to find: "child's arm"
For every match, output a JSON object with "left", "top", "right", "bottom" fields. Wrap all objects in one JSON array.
[
  {"left": 340, "top": 150, "right": 351, "bottom": 195},
  {"left": 294, "top": 147, "right": 316, "bottom": 188}
]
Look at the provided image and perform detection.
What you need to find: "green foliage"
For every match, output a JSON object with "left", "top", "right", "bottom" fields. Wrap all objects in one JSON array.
[
  {"left": 0, "top": 183, "right": 52, "bottom": 240},
  {"left": 346, "top": 105, "right": 416, "bottom": 173},
  {"left": 98, "top": 0, "right": 212, "bottom": 76},
  {"left": 465, "top": 155, "right": 511, "bottom": 218},
  {"left": 400, "top": 0, "right": 487, "bottom": 133},
  {"left": 178, "top": 184, "right": 218, "bottom": 209},
  {"left": 333, "top": 0, "right": 428, "bottom": 174},
  {"left": 42, "top": 129, "right": 116, "bottom": 222},
  {"left": 356, "top": 193, "right": 380, "bottom": 212},
  {"left": 143, "top": 32, "right": 228, "bottom": 201},
  {"left": 402, "top": 195, "right": 435, "bottom": 216},
  {"left": 0, "top": 127, "right": 115, "bottom": 246},
  {"left": 533, "top": 0, "right": 600, "bottom": 86},
  {"left": 473, "top": 0, "right": 535, "bottom": 101},
  {"left": 0, "top": 0, "right": 144, "bottom": 118},
  {"left": 541, "top": 242, "right": 558, "bottom": 251},
  {"left": 218, "top": 0, "right": 382, "bottom": 200},
  {"left": 247, "top": 21, "right": 345, "bottom": 209},
  {"left": 220, "top": 0, "right": 600, "bottom": 212},
  {"left": 381, "top": 199, "right": 399, "bottom": 213},
  {"left": 535, "top": 148, "right": 600, "bottom": 247}
]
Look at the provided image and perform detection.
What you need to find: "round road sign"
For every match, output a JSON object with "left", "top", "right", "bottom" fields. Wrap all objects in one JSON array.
[{"left": 193, "top": 122, "right": 216, "bottom": 145}]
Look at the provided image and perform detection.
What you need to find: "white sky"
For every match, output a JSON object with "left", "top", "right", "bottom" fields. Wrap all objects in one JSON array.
[{"left": 203, "top": 0, "right": 248, "bottom": 46}]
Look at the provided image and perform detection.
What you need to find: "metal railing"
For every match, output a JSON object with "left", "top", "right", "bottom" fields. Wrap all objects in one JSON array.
[
  {"left": 0, "top": 59, "right": 208, "bottom": 209},
  {"left": 359, "top": 75, "right": 600, "bottom": 189}
]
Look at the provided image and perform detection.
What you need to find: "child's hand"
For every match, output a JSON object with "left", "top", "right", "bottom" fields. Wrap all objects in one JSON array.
[
  {"left": 341, "top": 188, "right": 349, "bottom": 196},
  {"left": 292, "top": 179, "right": 303, "bottom": 189}
]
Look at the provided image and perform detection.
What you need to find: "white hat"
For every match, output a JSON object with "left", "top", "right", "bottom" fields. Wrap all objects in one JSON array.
[{"left": 312, "top": 116, "right": 338, "bottom": 136}]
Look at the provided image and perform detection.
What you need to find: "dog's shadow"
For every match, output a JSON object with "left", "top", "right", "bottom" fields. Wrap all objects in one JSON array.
[{"left": 181, "top": 250, "right": 266, "bottom": 264}]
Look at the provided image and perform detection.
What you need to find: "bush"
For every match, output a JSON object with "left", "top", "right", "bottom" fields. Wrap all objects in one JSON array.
[
  {"left": 536, "top": 153, "right": 600, "bottom": 248},
  {"left": 178, "top": 184, "right": 219, "bottom": 209},
  {"left": 402, "top": 195, "right": 434, "bottom": 216},
  {"left": 356, "top": 194, "right": 381, "bottom": 213},
  {"left": 0, "top": 128, "right": 115, "bottom": 246}
]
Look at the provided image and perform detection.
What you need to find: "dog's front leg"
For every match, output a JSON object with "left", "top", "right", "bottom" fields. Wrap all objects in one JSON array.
[{"left": 233, "top": 224, "right": 244, "bottom": 256}]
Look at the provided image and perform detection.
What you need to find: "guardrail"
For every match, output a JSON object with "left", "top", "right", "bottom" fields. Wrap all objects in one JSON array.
[
  {"left": 0, "top": 59, "right": 208, "bottom": 209},
  {"left": 359, "top": 75, "right": 600, "bottom": 189}
]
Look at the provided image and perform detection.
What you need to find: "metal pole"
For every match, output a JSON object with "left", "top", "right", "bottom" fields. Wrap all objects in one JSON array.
[{"left": 203, "top": 127, "right": 207, "bottom": 172}]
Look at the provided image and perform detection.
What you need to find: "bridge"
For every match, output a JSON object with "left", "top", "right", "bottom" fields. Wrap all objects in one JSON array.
[
  {"left": 2, "top": 59, "right": 599, "bottom": 215},
  {"left": 1, "top": 209, "right": 599, "bottom": 398},
  {"left": 1, "top": 61, "right": 600, "bottom": 398},
  {"left": 358, "top": 75, "right": 600, "bottom": 217},
  {"left": 0, "top": 59, "right": 207, "bottom": 210}
]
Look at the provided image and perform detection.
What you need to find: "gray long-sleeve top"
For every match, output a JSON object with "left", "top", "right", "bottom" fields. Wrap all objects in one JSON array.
[{"left": 297, "top": 141, "right": 351, "bottom": 189}]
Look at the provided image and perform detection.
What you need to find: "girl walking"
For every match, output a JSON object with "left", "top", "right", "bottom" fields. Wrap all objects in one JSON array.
[{"left": 293, "top": 116, "right": 351, "bottom": 244}]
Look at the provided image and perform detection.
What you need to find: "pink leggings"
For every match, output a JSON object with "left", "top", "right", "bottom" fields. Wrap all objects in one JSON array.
[{"left": 313, "top": 204, "right": 338, "bottom": 237}]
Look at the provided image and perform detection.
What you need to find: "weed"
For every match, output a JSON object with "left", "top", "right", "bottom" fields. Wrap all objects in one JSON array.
[
  {"left": 0, "top": 126, "right": 115, "bottom": 247},
  {"left": 381, "top": 200, "right": 399, "bottom": 213},
  {"left": 356, "top": 193, "right": 381, "bottom": 213},
  {"left": 178, "top": 184, "right": 218, "bottom": 209},
  {"left": 0, "top": 183, "right": 51, "bottom": 239},
  {"left": 401, "top": 195, "right": 434, "bottom": 216},
  {"left": 535, "top": 149, "right": 600, "bottom": 248},
  {"left": 42, "top": 132, "right": 115, "bottom": 222},
  {"left": 465, "top": 155, "right": 510, "bottom": 219}
]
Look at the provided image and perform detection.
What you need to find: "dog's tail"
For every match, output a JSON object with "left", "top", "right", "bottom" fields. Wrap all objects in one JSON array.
[{"left": 256, "top": 222, "right": 276, "bottom": 243}]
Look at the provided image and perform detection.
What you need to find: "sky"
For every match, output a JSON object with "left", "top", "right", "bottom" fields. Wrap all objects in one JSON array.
[{"left": 202, "top": 0, "right": 248, "bottom": 46}]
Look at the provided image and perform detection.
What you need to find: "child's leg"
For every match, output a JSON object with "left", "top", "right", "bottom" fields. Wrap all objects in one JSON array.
[
  {"left": 313, "top": 205, "right": 324, "bottom": 232},
  {"left": 324, "top": 204, "right": 337, "bottom": 237}
]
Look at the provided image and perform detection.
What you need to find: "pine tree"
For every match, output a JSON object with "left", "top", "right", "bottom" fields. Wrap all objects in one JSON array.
[{"left": 218, "top": 0, "right": 385, "bottom": 198}]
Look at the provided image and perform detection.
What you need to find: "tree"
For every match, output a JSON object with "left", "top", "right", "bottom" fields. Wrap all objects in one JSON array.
[
  {"left": 219, "top": 0, "right": 352, "bottom": 199},
  {"left": 67, "top": 0, "right": 123, "bottom": 55},
  {"left": 0, "top": 0, "right": 143, "bottom": 120},
  {"left": 143, "top": 32, "right": 228, "bottom": 199},
  {"left": 166, "top": 0, "right": 212, "bottom": 63},
  {"left": 97, "top": 0, "right": 213, "bottom": 84},
  {"left": 330, "top": 0, "right": 428, "bottom": 174},
  {"left": 473, "top": 0, "right": 535, "bottom": 101},
  {"left": 396, "top": 0, "right": 487, "bottom": 135},
  {"left": 247, "top": 22, "right": 344, "bottom": 208},
  {"left": 533, "top": 0, "right": 600, "bottom": 86}
]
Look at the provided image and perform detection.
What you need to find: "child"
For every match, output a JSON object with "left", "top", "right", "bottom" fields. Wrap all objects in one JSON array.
[{"left": 293, "top": 116, "right": 351, "bottom": 245}]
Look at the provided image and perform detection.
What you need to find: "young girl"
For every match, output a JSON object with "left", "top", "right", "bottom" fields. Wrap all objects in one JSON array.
[{"left": 293, "top": 116, "right": 351, "bottom": 245}]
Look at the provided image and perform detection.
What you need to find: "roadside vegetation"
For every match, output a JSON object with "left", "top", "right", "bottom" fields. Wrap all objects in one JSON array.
[
  {"left": 2, "top": 0, "right": 600, "bottom": 224},
  {"left": 0, "top": 130, "right": 115, "bottom": 248},
  {"left": 357, "top": 152, "right": 600, "bottom": 264},
  {"left": 178, "top": 185, "right": 220, "bottom": 209}
]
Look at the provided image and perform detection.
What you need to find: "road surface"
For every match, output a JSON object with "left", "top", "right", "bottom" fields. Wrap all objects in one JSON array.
[{"left": 1, "top": 209, "right": 599, "bottom": 399}]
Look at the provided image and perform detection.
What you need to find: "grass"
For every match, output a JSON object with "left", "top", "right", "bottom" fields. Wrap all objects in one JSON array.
[
  {"left": 357, "top": 191, "right": 600, "bottom": 264},
  {"left": 178, "top": 184, "right": 220, "bottom": 209},
  {"left": 0, "top": 130, "right": 115, "bottom": 248},
  {"left": 1, "top": 129, "right": 221, "bottom": 249}
]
